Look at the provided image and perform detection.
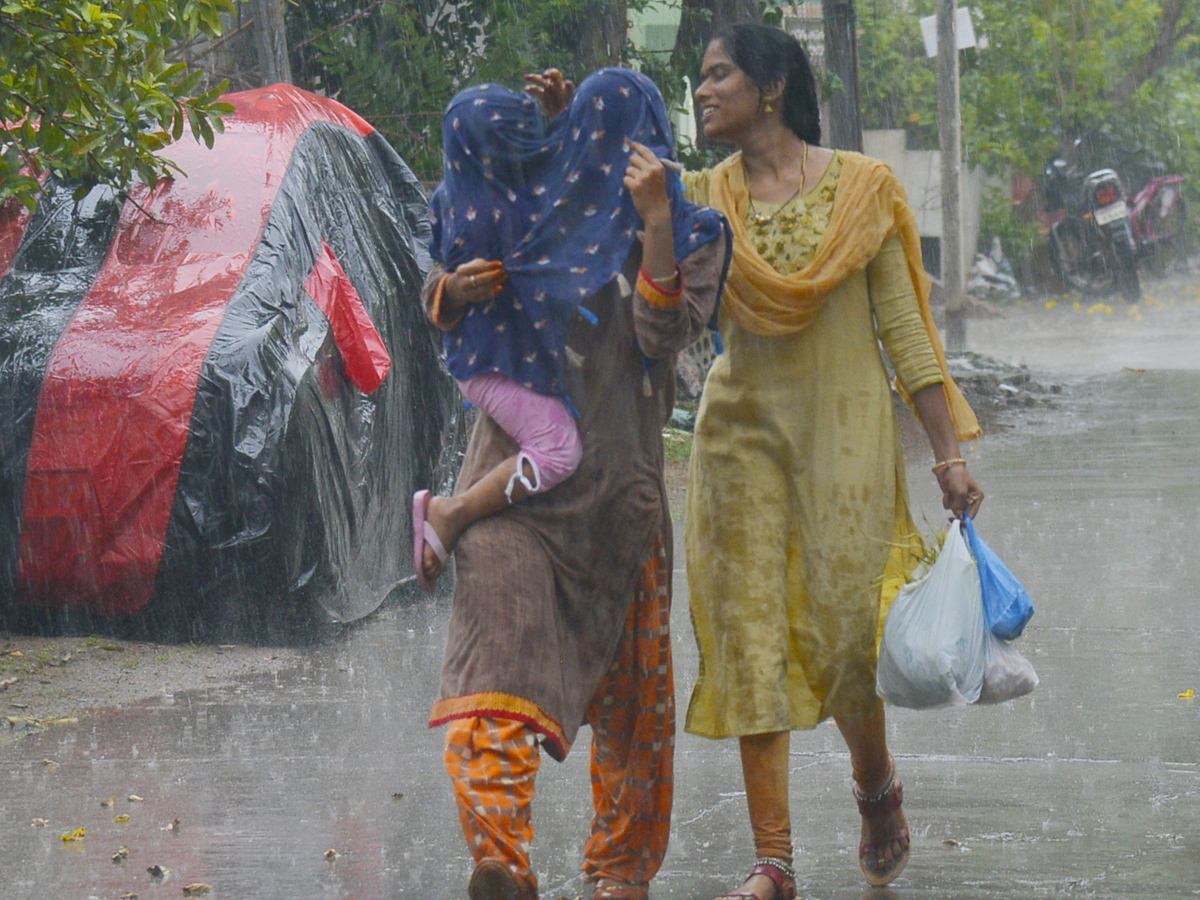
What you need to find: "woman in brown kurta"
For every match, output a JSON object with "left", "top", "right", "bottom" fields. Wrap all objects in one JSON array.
[
  {"left": 424, "top": 68, "right": 729, "bottom": 900},
  {"left": 684, "top": 24, "right": 984, "bottom": 900}
]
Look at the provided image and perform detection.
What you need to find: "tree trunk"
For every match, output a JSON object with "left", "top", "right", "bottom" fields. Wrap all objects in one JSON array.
[
  {"left": 575, "top": 0, "right": 628, "bottom": 71},
  {"left": 250, "top": 0, "right": 292, "bottom": 86},
  {"left": 822, "top": 0, "right": 862, "bottom": 151},
  {"left": 672, "top": 0, "right": 762, "bottom": 146}
]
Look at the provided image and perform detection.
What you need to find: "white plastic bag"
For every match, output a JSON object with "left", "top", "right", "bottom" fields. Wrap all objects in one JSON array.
[
  {"left": 977, "top": 630, "right": 1039, "bottom": 704},
  {"left": 876, "top": 520, "right": 988, "bottom": 709}
]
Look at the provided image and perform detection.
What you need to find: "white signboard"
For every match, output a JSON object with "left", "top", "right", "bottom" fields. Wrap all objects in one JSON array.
[{"left": 920, "top": 7, "right": 979, "bottom": 58}]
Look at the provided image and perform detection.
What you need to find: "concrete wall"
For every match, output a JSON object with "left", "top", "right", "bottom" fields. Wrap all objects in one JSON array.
[{"left": 863, "top": 129, "right": 985, "bottom": 276}]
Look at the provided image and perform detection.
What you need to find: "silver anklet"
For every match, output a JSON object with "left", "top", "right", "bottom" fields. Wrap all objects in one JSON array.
[
  {"left": 853, "top": 764, "right": 895, "bottom": 804},
  {"left": 754, "top": 856, "right": 796, "bottom": 881}
]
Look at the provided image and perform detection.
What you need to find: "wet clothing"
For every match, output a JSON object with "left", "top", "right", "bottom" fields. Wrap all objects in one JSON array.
[
  {"left": 443, "top": 539, "right": 673, "bottom": 893},
  {"left": 683, "top": 151, "right": 980, "bottom": 738},
  {"left": 427, "top": 230, "right": 726, "bottom": 755},
  {"left": 429, "top": 69, "right": 727, "bottom": 401},
  {"left": 426, "top": 69, "right": 728, "bottom": 894},
  {"left": 457, "top": 371, "right": 581, "bottom": 495}
]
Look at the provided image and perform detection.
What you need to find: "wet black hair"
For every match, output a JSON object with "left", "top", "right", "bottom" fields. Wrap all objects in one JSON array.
[{"left": 711, "top": 22, "right": 821, "bottom": 145}]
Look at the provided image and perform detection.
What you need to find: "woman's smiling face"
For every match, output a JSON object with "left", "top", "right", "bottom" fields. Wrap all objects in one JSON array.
[{"left": 694, "top": 40, "right": 764, "bottom": 143}]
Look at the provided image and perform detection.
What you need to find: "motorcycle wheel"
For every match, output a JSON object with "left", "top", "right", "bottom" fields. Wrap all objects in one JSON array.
[{"left": 1113, "top": 239, "right": 1142, "bottom": 303}]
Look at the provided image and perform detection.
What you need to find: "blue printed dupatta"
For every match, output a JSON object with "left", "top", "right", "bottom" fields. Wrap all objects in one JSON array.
[{"left": 429, "top": 68, "right": 728, "bottom": 401}]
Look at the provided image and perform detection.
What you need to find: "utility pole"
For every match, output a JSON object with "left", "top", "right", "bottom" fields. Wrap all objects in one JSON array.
[
  {"left": 823, "top": 0, "right": 863, "bottom": 151},
  {"left": 937, "top": 0, "right": 966, "bottom": 351}
]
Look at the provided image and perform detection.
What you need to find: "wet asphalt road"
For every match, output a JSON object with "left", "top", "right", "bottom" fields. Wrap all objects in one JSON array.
[{"left": 2, "top": 288, "right": 1199, "bottom": 899}]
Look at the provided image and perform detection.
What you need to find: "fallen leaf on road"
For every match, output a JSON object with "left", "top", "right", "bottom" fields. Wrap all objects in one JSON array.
[
  {"left": 113, "top": 845, "right": 129, "bottom": 862},
  {"left": 101, "top": 797, "right": 115, "bottom": 807},
  {"left": 147, "top": 864, "right": 169, "bottom": 879},
  {"left": 161, "top": 818, "right": 181, "bottom": 832},
  {"left": 182, "top": 884, "right": 213, "bottom": 895},
  {"left": 324, "top": 849, "right": 339, "bottom": 860},
  {"left": 31, "top": 818, "right": 48, "bottom": 827},
  {"left": 114, "top": 814, "right": 131, "bottom": 824},
  {"left": 0, "top": 677, "right": 18, "bottom": 689},
  {"left": 61, "top": 827, "right": 86, "bottom": 842},
  {"left": 128, "top": 794, "right": 145, "bottom": 802}
]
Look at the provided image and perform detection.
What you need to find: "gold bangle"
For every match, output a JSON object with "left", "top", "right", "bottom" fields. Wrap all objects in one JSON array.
[{"left": 931, "top": 457, "right": 966, "bottom": 475}]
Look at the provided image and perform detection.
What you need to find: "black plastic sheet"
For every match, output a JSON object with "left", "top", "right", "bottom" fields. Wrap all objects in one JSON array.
[{"left": 0, "top": 85, "right": 455, "bottom": 635}]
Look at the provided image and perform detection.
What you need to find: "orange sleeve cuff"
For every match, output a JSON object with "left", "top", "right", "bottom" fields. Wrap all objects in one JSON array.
[
  {"left": 431, "top": 273, "right": 465, "bottom": 331},
  {"left": 636, "top": 265, "right": 685, "bottom": 309}
]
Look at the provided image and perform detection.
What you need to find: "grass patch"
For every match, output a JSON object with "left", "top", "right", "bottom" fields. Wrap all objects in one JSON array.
[{"left": 662, "top": 427, "right": 694, "bottom": 466}]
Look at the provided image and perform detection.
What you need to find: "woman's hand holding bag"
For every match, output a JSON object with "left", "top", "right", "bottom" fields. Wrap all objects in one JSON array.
[{"left": 876, "top": 519, "right": 1038, "bottom": 710}]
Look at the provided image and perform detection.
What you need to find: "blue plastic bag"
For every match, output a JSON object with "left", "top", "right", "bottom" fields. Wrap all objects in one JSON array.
[{"left": 962, "top": 516, "right": 1034, "bottom": 641}]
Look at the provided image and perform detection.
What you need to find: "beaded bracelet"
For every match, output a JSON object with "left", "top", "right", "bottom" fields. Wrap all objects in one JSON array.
[
  {"left": 636, "top": 264, "right": 684, "bottom": 308},
  {"left": 931, "top": 457, "right": 966, "bottom": 475}
]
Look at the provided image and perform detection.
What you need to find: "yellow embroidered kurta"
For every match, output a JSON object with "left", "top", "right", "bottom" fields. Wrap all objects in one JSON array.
[{"left": 684, "top": 152, "right": 949, "bottom": 737}]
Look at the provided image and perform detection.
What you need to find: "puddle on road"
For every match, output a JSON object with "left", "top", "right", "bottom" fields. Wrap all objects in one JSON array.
[{"left": 3, "top": 368, "right": 1200, "bottom": 899}]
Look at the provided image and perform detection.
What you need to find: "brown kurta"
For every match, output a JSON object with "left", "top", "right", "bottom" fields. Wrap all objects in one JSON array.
[{"left": 427, "top": 237, "right": 726, "bottom": 760}]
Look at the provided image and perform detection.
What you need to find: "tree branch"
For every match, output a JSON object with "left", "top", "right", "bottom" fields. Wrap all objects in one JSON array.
[{"left": 1107, "top": 0, "right": 1195, "bottom": 107}]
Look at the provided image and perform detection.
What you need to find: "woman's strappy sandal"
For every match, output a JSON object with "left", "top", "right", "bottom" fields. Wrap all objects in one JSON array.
[
  {"left": 715, "top": 857, "right": 796, "bottom": 900},
  {"left": 854, "top": 761, "right": 910, "bottom": 886},
  {"left": 592, "top": 877, "right": 648, "bottom": 900}
]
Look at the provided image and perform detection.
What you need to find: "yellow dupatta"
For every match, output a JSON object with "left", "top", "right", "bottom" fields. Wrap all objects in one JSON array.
[{"left": 709, "top": 150, "right": 982, "bottom": 442}]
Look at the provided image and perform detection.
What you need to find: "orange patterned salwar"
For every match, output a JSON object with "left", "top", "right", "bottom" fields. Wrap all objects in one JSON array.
[{"left": 443, "top": 539, "right": 674, "bottom": 894}]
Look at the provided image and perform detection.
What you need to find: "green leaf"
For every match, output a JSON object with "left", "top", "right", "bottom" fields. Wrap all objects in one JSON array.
[{"left": 1, "top": 0, "right": 232, "bottom": 210}]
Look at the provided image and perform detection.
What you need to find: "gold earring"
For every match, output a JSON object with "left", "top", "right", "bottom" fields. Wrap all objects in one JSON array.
[{"left": 764, "top": 100, "right": 774, "bottom": 113}]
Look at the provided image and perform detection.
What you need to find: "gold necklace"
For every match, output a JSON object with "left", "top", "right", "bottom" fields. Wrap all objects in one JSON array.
[{"left": 747, "top": 141, "right": 808, "bottom": 226}]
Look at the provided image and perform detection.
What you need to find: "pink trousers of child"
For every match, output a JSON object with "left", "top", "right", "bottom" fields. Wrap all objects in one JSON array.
[{"left": 457, "top": 371, "right": 582, "bottom": 498}]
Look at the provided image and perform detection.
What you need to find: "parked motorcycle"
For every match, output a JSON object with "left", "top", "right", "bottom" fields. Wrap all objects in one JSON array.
[
  {"left": 1069, "top": 129, "right": 1188, "bottom": 273},
  {"left": 1043, "top": 154, "right": 1142, "bottom": 302},
  {"left": 1129, "top": 163, "right": 1187, "bottom": 272}
]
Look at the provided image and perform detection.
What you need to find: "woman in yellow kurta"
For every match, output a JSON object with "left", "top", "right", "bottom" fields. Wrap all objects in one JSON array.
[{"left": 683, "top": 24, "right": 984, "bottom": 900}]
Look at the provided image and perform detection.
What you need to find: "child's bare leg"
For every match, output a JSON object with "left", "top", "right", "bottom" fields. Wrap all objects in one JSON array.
[{"left": 421, "top": 454, "right": 538, "bottom": 582}]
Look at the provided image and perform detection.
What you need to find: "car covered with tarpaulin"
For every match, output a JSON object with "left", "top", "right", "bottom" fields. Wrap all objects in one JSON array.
[{"left": 0, "top": 84, "right": 454, "bottom": 634}]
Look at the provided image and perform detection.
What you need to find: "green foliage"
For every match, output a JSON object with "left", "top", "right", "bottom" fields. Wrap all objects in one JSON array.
[
  {"left": 858, "top": 0, "right": 938, "bottom": 148},
  {"left": 860, "top": 0, "right": 1200, "bottom": 177},
  {"left": 979, "top": 185, "right": 1040, "bottom": 269},
  {"left": 0, "top": 0, "right": 238, "bottom": 208},
  {"left": 858, "top": 0, "right": 1200, "bottom": 232},
  {"left": 292, "top": 0, "right": 638, "bottom": 183},
  {"left": 288, "top": 0, "right": 779, "bottom": 182}
]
